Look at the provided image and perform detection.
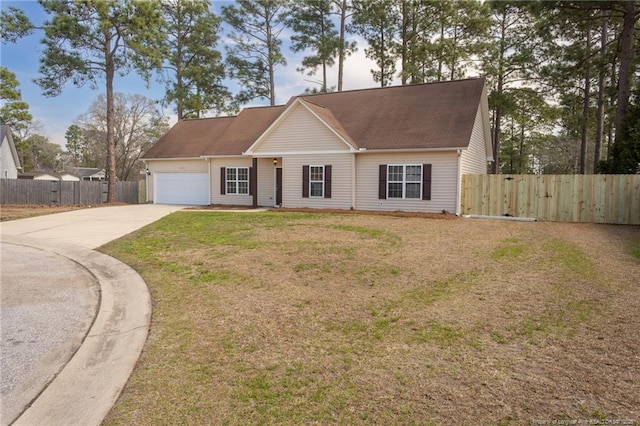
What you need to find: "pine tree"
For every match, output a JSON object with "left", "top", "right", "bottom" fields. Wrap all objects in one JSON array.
[
  {"left": 1, "top": 0, "right": 164, "bottom": 201},
  {"left": 222, "top": 0, "right": 288, "bottom": 105},
  {"left": 481, "top": 1, "right": 538, "bottom": 173},
  {"left": 161, "top": 0, "right": 233, "bottom": 120},
  {"left": 288, "top": 0, "right": 340, "bottom": 92},
  {"left": 351, "top": 0, "right": 398, "bottom": 87},
  {"left": 0, "top": 66, "right": 32, "bottom": 133}
]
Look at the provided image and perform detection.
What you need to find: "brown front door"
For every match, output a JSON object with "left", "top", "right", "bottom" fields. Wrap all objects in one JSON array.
[{"left": 275, "top": 167, "right": 283, "bottom": 206}]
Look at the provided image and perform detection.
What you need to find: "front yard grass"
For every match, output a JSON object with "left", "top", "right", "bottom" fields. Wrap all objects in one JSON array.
[{"left": 101, "top": 211, "right": 640, "bottom": 425}]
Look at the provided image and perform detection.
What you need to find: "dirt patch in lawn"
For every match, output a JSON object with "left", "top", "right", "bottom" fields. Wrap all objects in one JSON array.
[{"left": 101, "top": 212, "right": 640, "bottom": 425}]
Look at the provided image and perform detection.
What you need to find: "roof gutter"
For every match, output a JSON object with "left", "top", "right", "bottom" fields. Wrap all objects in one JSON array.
[
  {"left": 141, "top": 156, "right": 205, "bottom": 161},
  {"left": 201, "top": 154, "right": 246, "bottom": 159},
  {"left": 356, "top": 147, "right": 468, "bottom": 153}
]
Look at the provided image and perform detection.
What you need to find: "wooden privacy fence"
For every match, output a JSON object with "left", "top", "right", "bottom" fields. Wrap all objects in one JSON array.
[
  {"left": 0, "top": 179, "right": 140, "bottom": 205},
  {"left": 461, "top": 174, "right": 640, "bottom": 225}
]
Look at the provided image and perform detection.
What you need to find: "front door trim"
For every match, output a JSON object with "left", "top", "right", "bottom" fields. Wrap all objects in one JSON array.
[{"left": 274, "top": 167, "right": 283, "bottom": 207}]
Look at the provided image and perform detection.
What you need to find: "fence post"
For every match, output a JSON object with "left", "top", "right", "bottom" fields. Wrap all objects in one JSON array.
[
  {"left": 101, "top": 180, "right": 108, "bottom": 203},
  {"left": 50, "top": 180, "right": 59, "bottom": 205}
]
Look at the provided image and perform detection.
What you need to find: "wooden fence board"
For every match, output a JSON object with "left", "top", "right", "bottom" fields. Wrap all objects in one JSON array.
[
  {"left": 1, "top": 180, "right": 139, "bottom": 205},
  {"left": 461, "top": 174, "right": 640, "bottom": 225}
]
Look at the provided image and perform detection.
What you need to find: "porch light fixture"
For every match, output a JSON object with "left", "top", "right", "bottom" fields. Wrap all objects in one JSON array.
[
  {"left": 145, "top": 167, "right": 151, "bottom": 176},
  {"left": 273, "top": 158, "right": 278, "bottom": 166}
]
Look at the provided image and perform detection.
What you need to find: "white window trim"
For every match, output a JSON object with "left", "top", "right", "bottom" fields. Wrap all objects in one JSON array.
[
  {"left": 226, "top": 167, "right": 249, "bottom": 195},
  {"left": 387, "top": 164, "right": 422, "bottom": 200},
  {"left": 309, "top": 165, "right": 324, "bottom": 198}
]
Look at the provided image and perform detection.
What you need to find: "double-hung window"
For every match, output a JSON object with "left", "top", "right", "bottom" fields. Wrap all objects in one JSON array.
[
  {"left": 226, "top": 167, "right": 249, "bottom": 195},
  {"left": 379, "top": 164, "right": 431, "bottom": 200},
  {"left": 302, "top": 164, "right": 332, "bottom": 199},
  {"left": 387, "top": 164, "right": 422, "bottom": 199},
  {"left": 309, "top": 165, "right": 324, "bottom": 198}
]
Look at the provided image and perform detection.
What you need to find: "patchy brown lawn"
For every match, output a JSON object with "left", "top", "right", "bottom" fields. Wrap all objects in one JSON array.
[{"left": 100, "top": 212, "right": 640, "bottom": 425}]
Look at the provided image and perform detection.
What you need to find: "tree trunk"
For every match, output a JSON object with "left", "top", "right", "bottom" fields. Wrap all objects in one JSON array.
[
  {"left": 594, "top": 12, "right": 607, "bottom": 173},
  {"left": 579, "top": 19, "right": 591, "bottom": 175},
  {"left": 379, "top": 19, "right": 385, "bottom": 87},
  {"left": 400, "top": 1, "right": 408, "bottom": 85},
  {"left": 337, "top": 0, "right": 347, "bottom": 92},
  {"left": 176, "top": 48, "right": 184, "bottom": 120},
  {"left": 613, "top": 1, "right": 635, "bottom": 148},
  {"left": 264, "top": 6, "right": 276, "bottom": 106},
  {"left": 106, "top": 41, "right": 116, "bottom": 202},
  {"left": 492, "top": 81, "right": 503, "bottom": 174},
  {"left": 321, "top": 18, "right": 328, "bottom": 91},
  {"left": 437, "top": 19, "right": 444, "bottom": 81},
  {"left": 606, "top": 58, "right": 617, "bottom": 162}
]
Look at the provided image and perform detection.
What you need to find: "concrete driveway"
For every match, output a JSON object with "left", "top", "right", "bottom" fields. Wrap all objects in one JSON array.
[
  {"left": 0, "top": 204, "right": 185, "bottom": 426},
  {"left": 1, "top": 204, "right": 184, "bottom": 249}
]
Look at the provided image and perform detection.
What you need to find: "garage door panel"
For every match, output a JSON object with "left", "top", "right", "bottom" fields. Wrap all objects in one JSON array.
[{"left": 154, "top": 173, "right": 209, "bottom": 205}]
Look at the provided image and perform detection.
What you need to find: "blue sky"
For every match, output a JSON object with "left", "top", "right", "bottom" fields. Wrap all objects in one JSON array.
[{"left": 1, "top": 0, "right": 378, "bottom": 148}]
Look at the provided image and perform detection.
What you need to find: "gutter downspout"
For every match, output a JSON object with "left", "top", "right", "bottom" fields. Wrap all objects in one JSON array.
[
  {"left": 352, "top": 153, "right": 356, "bottom": 209},
  {"left": 208, "top": 158, "right": 212, "bottom": 205},
  {"left": 456, "top": 150, "right": 462, "bottom": 216},
  {"left": 252, "top": 157, "right": 258, "bottom": 208},
  {"left": 143, "top": 160, "right": 150, "bottom": 203}
]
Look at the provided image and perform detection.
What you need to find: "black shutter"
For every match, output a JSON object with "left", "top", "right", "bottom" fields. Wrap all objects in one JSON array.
[
  {"left": 249, "top": 166, "right": 255, "bottom": 196},
  {"left": 220, "top": 167, "right": 226, "bottom": 195},
  {"left": 378, "top": 164, "right": 387, "bottom": 199},
  {"left": 324, "top": 165, "right": 332, "bottom": 198},
  {"left": 422, "top": 164, "right": 432, "bottom": 200},
  {"left": 302, "top": 165, "right": 309, "bottom": 198}
]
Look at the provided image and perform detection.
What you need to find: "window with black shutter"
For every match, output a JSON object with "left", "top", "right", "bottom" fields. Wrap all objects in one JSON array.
[
  {"left": 379, "top": 163, "right": 431, "bottom": 200},
  {"left": 220, "top": 167, "right": 226, "bottom": 195},
  {"left": 221, "top": 167, "right": 249, "bottom": 195},
  {"left": 303, "top": 165, "right": 331, "bottom": 198}
]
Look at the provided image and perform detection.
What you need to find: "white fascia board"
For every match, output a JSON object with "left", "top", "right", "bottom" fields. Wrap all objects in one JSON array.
[
  {"left": 201, "top": 155, "right": 246, "bottom": 159},
  {"left": 142, "top": 156, "right": 205, "bottom": 161},
  {"left": 480, "top": 84, "right": 494, "bottom": 162},
  {"left": 246, "top": 149, "right": 353, "bottom": 157},
  {"left": 356, "top": 147, "right": 465, "bottom": 154}
]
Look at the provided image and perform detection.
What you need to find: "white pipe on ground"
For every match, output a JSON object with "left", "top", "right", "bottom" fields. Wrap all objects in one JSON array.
[{"left": 462, "top": 215, "right": 537, "bottom": 222}]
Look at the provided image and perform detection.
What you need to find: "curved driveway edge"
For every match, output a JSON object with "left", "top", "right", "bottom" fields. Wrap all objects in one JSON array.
[{"left": 2, "top": 234, "right": 151, "bottom": 426}]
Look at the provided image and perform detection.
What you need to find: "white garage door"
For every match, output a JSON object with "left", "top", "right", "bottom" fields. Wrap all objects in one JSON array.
[{"left": 154, "top": 173, "right": 209, "bottom": 205}]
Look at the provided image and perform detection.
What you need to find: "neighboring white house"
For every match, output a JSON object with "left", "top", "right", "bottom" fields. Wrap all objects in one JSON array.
[
  {"left": 59, "top": 172, "right": 80, "bottom": 181},
  {"left": 18, "top": 171, "right": 80, "bottom": 180},
  {"left": 72, "top": 167, "right": 106, "bottom": 181},
  {"left": 0, "top": 125, "right": 22, "bottom": 179},
  {"left": 143, "top": 78, "right": 493, "bottom": 214},
  {"left": 18, "top": 171, "right": 60, "bottom": 180}
]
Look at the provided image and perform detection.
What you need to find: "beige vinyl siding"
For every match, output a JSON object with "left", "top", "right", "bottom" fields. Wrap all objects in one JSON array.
[
  {"left": 257, "top": 157, "right": 276, "bottom": 207},
  {"left": 355, "top": 151, "right": 459, "bottom": 213},
  {"left": 210, "top": 157, "right": 254, "bottom": 206},
  {"left": 1, "top": 136, "right": 19, "bottom": 179},
  {"left": 282, "top": 154, "right": 354, "bottom": 209},
  {"left": 146, "top": 159, "right": 208, "bottom": 202},
  {"left": 460, "top": 105, "right": 490, "bottom": 175},
  {"left": 252, "top": 103, "right": 352, "bottom": 154}
]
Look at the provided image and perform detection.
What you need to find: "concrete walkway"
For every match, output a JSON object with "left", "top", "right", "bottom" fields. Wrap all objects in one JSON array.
[{"left": 0, "top": 204, "right": 185, "bottom": 426}]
